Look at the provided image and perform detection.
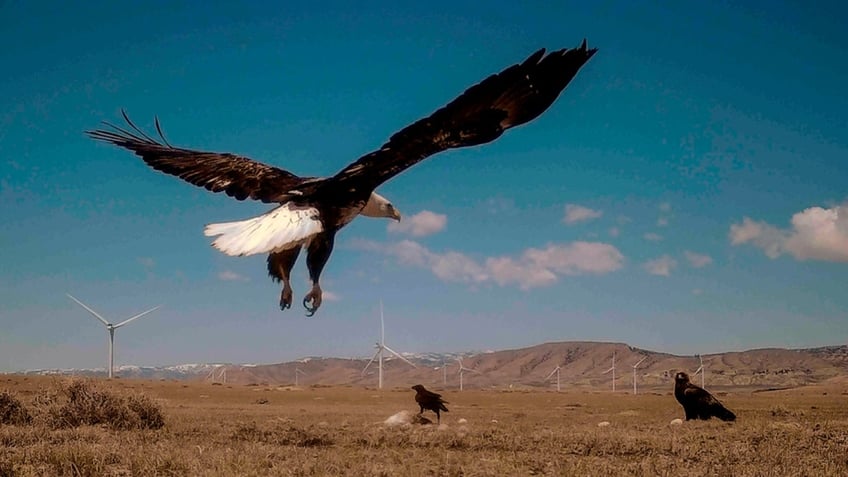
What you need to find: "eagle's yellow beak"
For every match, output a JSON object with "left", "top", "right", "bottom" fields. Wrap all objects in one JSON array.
[{"left": 391, "top": 209, "right": 402, "bottom": 222}]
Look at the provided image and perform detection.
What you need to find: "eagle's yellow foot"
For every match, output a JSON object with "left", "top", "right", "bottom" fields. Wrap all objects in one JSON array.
[
  {"left": 280, "top": 285, "right": 293, "bottom": 311},
  {"left": 303, "top": 285, "right": 322, "bottom": 317}
]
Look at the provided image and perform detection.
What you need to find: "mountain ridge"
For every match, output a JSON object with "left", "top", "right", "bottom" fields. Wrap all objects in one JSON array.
[{"left": 15, "top": 341, "right": 848, "bottom": 390}]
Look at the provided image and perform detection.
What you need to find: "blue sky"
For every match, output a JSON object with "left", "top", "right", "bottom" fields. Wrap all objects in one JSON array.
[{"left": 2, "top": 1, "right": 847, "bottom": 372}]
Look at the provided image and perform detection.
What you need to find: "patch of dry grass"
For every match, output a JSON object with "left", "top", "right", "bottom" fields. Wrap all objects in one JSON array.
[{"left": 1, "top": 376, "right": 846, "bottom": 476}]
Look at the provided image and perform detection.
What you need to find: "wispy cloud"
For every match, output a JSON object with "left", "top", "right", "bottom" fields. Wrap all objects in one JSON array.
[
  {"left": 684, "top": 251, "right": 713, "bottom": 268},
  {"left": 643, "top": 255, "right": 677, "bottom": 276},
  {"left": 322, "top": 291, "right": 341, "bottom": 302},
  {"left": 608, "top": 227, "right": 620, "bottom": 237},
  {"left": 351, "top": 239, "right": 624, "bottom": 290},
  {"left": 218, "top": 270, "right": 249, "bottom": 282},
  {"left": 563, "top": 204, "right": 603, "bottom": 225},
  {"left": 729, "top": 203, "right": 848, "bottom": 262},
  {"left": 387, "top": 210, "right": 447, "bottom": 237},
  {"left": 643, "top": 232, "right": 663, "bottom": 242},
  {"left": 657, "top": 202, "right": 672, "bottom": 227},
  {"left": 137, "top": 257, "right": 155, "bottom": 270}
]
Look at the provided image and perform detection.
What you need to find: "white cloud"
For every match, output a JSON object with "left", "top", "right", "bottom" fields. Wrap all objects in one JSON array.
[
  {"left": 643, "top": 255, "right": 677, "bottom": 276},
  {"left": 218, "top": 270, "right": 249, "bottom": 282},
  {"left": 684, "top": 251, "right": 713, "bottom": 268},
  {"left": 643, "top": 232, "right": 663, "bottom": 242},
  {"left": 387, "top": 210, "right": 447, "bottom": 237},
  {"left": 657, "top": 203, "right": 672, "bottom": 227},
  {"left": 608, "top": 227, "right": 620, "bottom": 237},
  {"left": 322, "top": 291, "right": 341, "bottom": 302},
  {"left": 691, "top": 288, "right": 703, "bottom": 296},
  {"left": 729, "top": 203, "right": 848, "bottom": 262},
  {"left": 563, "top": 204, "right": 603, "bottom": 225},
  {"left": 351, "top": 239, "right": 624, "bottom": 290},
  {"left": 138, "top": 257, "right": 155, "bottom": 269}
]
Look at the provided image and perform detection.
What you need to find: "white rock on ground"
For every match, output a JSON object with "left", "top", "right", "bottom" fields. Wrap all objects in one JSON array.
[{"left": 384, "top": 411, "right": 413, "bottom": 427}]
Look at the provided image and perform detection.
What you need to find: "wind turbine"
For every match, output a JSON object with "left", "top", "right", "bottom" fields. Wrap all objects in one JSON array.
[
  {"left": 361, "top": 300, "right": 416, "bottom": 389},
  {"left": 692, "top": 354, "right": 705, "bottom": 389},
  {"left": 294, "top": 367, "right": 306, "bottom": 387},
  {"left": 545, "top": 365, "right": 562, "bottom": 392},
  {"left": 601, "top": 351, "right": 616, "bottom": 392},
  {"left": 66, "top": 293, "right": 161, "bottom": 379},
  {"left": 632, "top": 356, "right": 647, "bottom": 395},
  {"left": 457, "top": 358, "right": 480, "bottom": 391},
  {"left": 435, "top": 358, "right": 449, "bottom": 385}
]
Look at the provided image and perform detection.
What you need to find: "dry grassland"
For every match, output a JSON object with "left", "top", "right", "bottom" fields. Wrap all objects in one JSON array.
[{"left": 1, "top": 376, "right": 847, "bottom": 476}]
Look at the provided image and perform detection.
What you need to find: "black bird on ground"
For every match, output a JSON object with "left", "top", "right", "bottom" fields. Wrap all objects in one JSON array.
[
  {"left": 86, "top": 40, "right": 597, "bottom": 316},
  {"left": 674, "top": 372, "right": 736, "bottom": 421},
  {"left": 412, "top": 384, "right": 449, "bottom": 424}
]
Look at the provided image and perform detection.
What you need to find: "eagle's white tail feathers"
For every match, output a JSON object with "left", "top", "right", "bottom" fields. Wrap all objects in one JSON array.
[{"left": 203, "top": 203, "right": 323, "bottom": 257}]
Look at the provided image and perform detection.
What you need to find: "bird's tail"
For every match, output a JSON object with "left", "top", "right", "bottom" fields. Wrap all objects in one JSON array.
[
  {"left": 440, "top": 403, "right": 449, "bottom": 412},
  {"left": 714, "top": 404, "right": 736, "bottom": 422},
  {"left": 203, "top": 203, "right": 323, "bottom": 257}
]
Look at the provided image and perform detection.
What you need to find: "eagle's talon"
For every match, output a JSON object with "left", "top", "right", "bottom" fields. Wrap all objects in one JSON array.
[
  {"left": 280, "top": 286, "right": 293, "bottom": 311},
  {"left": 303, "top": 297, "right": 318, "bottom": 317}
]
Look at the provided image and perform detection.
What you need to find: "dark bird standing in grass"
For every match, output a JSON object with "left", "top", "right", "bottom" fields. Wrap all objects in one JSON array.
[
  {"left": 674, "top": 372, "right": 736, "bottom": 421},
  {"left": 412, "top": 384, "right": 449, "bottom": 424},
  {"left": 87, "top": 40, "right": 597, "bottom": 316}
]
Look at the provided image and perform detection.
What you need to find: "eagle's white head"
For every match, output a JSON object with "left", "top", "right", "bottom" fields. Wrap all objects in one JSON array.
[{"left": 360, "top": 192, "right": 401, "bottom": 221}]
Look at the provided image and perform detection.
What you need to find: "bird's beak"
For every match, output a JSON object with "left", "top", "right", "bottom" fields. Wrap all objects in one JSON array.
[{"left": 392, "top": 209, "right": 402, "bottom": 222}]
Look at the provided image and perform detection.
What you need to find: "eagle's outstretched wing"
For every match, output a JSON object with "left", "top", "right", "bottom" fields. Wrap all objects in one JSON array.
[
  {"left": 328, "top": 40, "right": 597, "bottom": 192},
  {"left": 86, "top": 111, "right": 312, "bottom": 203}
]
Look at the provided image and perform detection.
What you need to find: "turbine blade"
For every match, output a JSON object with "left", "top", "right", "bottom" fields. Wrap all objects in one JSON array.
[
  {"left": 545, "top": 368, "right": 558, "bottom": 380},
  {"left": 382, "top": 345, "right": 416, "bottom": 368},
  {"left": 602, "top": 367, "right": 614, "bottom": 374},
  {"left": 693, "top": 366, "right": 703, "bottom": 376},
  {"left": 66, "top": 294, "right": 110, "bottom": 326},
  {"left": 114, "top": 305, "right": 162, "bottom": 328},
  {"left": 362, "top": 350, "right": 380, "bottom": 375},
  {"left": 633, "top": 356, "right": 647, "bottom": 368}
]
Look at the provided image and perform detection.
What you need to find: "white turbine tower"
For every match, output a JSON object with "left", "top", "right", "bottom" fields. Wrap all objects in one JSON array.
[
  {"left": 361, "top": 300, "right": 415, "bottom": 389},
  {"left": 692, "top": 354, "right": 705, "bottom": 389},
  {"left": 545, "top": 365, "right": 562, "bottom": 392},
  {"left": 457, "top": 358, "right": 480, "bottom": 391},
  {"left": 435, "top": 358, "right": 449, "bottom": 385},
  {"left": 602, "top": 351, "right": 616, "bottom": 392},
  {"left": 294, "top": 367, "right": 306, "bottom": 387},
  {"left": 66, "top": 293, "right": 161, "bottom": 379},
  {"left": 631, "top": 356, "right": 647, "bottom": 395}
]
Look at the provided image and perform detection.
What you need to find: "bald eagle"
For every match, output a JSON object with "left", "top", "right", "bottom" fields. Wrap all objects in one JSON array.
[
  {"left": 674, "top": 372, "right": 736, "bottom": 421},
  {"left": 87, "top": 41, "right": 597, "bottom": 316}
]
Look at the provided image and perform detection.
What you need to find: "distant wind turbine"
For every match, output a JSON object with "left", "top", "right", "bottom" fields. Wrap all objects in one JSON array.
[
  {"left": 435, "top": 358, "right": 449, "bottom": 385},
  {"left": 361, "top": 300, "right": 415, "bottom": 389},
  {"left": 631, "top": 356, "right": 647, "bottom": 395},
  {"left": 457, "top": 358, "right": 480, "bottom": 391},
  {"left": 66, "top": 293, "right": 161, "bottom": 379},
  {"left": 545, "top": 365, "right": 562, "bottom": 392},
  {"left": 294, "top": 367, "right": 306, "bottom": 387},
  {"left": 692, "top": 354, "right": 705, "bottom": 389},
  {"left": 602, "top": 351, "right": 616, "bottom": 392}
]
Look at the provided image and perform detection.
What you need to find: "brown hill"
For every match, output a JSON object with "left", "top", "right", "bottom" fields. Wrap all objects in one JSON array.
[{"left": 202, "top": 341, "right": 848, "bottom": 391}]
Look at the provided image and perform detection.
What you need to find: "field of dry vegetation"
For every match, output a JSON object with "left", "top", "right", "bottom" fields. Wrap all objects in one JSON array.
[{"left": 1, "top": 375, "right": 847, "bottom": 476}]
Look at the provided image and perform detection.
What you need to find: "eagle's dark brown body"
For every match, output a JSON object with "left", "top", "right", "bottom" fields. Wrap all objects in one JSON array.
[
  {"left": 412, "top": 384, "right": 449, "bottom": 423},
  {"left": 674, "top": 372, "right": 736, "bottom": 421}
]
